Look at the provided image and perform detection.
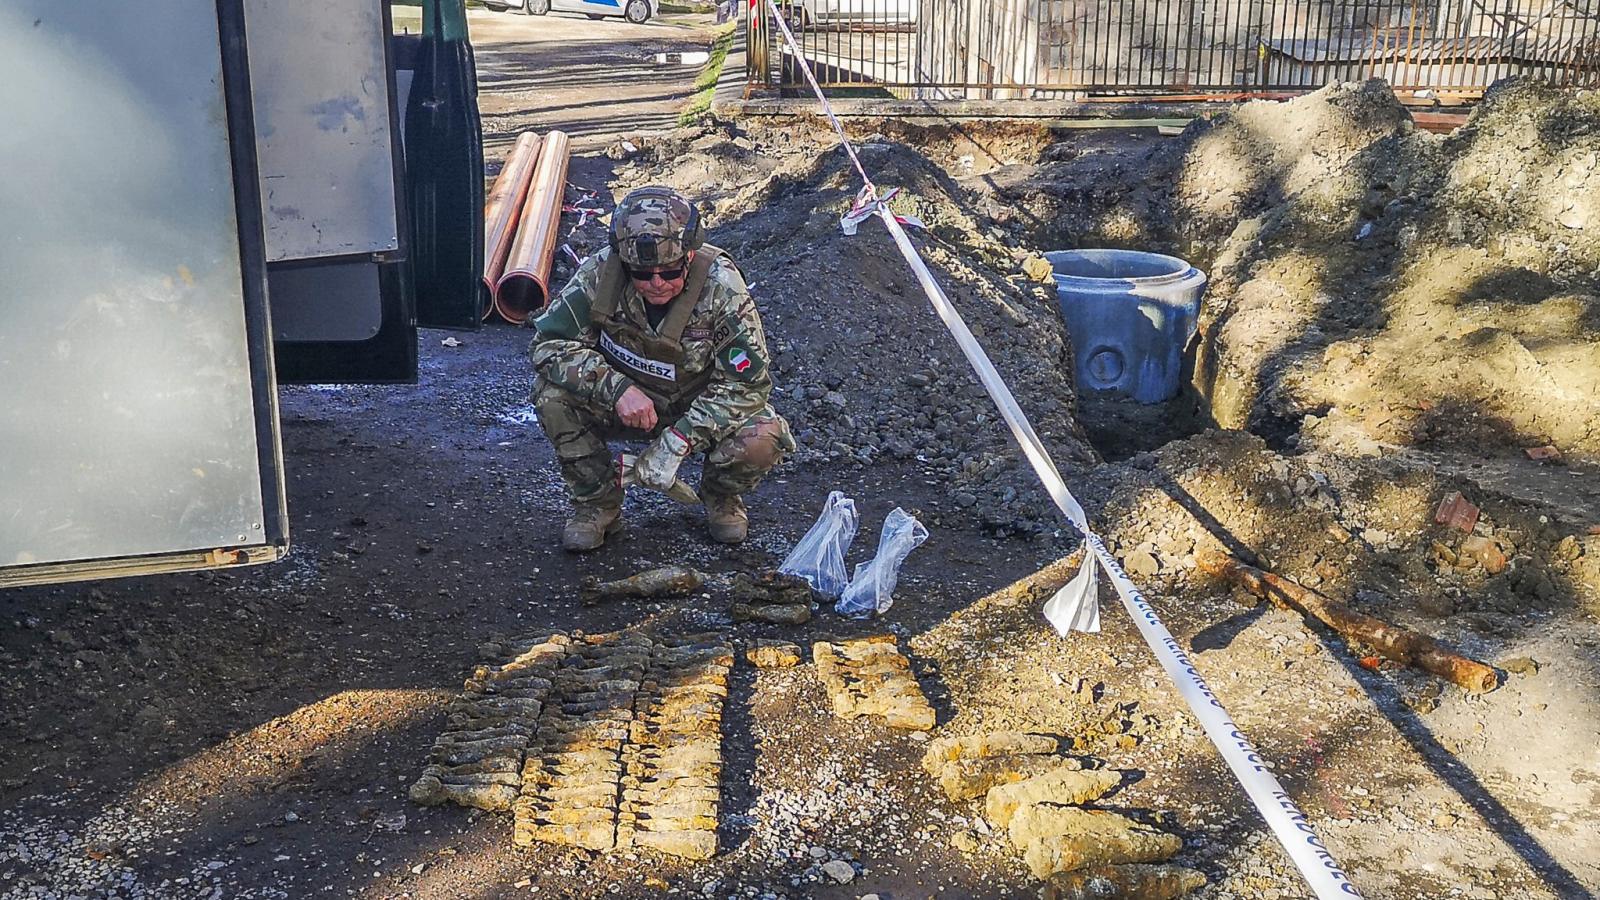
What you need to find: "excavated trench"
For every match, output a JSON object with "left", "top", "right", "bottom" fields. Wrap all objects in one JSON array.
[
  {"left": 592, "top": 78, "right": 1599, "bottom": 537},
  {"left": 584, "top": 88, "right": 1600, "bottom": 898}
]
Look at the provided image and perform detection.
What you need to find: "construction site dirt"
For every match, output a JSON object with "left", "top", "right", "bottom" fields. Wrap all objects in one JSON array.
[{"left": 3, "top": 10, "right": 1600, "bottom": 900}]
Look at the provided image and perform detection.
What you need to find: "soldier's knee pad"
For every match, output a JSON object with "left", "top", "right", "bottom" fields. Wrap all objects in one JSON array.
[
  {"left": 738, "top": 427, "right": 786, "bottom": 470},
  {"left": 711, "top": 418, "right": 792, "bottom": 470}
]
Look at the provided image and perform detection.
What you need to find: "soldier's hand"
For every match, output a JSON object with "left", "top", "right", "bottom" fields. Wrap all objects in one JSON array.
[
  {"left": 632, "top": 428, "right": 692, "bottom": 493},
  {"left": 615, "top": 386, "right": 658, "bottom": 431}
]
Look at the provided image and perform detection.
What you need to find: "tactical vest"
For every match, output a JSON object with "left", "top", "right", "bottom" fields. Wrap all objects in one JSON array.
[{"left": 591, "top": 244, "right": 731, "bottom": 409}]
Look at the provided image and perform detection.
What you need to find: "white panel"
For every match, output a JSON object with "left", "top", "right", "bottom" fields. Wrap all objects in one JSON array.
[
  {"left": 246, "top": 0, "right": 401, "bottom": 262},
  {"left": 0, "top": 1, "right": 268, "bottom": 566}
]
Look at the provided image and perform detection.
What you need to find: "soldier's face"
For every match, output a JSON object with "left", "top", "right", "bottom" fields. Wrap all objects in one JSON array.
[{"left": 630, "top": 253, "right": 691, "bottom": 305}]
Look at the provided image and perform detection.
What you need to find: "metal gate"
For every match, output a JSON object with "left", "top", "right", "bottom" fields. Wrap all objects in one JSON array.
[{"left": 748, "top": 0, "right": 1600, "bottom": 100}]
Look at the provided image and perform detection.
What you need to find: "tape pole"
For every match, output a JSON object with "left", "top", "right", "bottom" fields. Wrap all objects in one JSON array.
[{"left": 755, "top": 1, "right": 1364, "bottom": 895}]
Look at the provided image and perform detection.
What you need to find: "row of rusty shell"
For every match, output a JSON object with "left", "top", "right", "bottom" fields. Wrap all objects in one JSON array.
[{"left": 482, "top": 129, "right": 572, "bottom": 324}]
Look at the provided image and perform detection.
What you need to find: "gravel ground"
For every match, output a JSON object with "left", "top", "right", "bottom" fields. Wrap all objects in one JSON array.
[{"left": 3, "top": 19, "right": 1600, "bottom": 900}]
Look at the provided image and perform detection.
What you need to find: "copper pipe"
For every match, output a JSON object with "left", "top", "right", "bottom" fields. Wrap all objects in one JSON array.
[
  {"left": 495, "top": 130, "right": 571, "bottom": 324},
  {"left": 481, "top": 132, "right": 542, "bottom": 320}
]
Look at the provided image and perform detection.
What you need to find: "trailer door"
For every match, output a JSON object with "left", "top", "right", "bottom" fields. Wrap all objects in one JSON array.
[
  {"left": 393, "top": 0, "right": 486, "bottom": 330},
  {"left": 259, "top": 0, "right": 485, "bottom": 384},
  {"left": 0, "top": 0, "right": 290, "bottom": 588},
  {"left": 252, "top": 0, "right": 420, "bottom": 384}
]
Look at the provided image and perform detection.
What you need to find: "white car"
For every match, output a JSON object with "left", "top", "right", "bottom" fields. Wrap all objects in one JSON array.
[
  {"left": 786, "top": 0, "right": 916, "bottom": 26},
  {"left": 486, "top": 0, "right": 658, "bottom": 24}
]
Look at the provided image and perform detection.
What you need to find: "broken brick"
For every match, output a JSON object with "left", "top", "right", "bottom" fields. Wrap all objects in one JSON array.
[
  {"left": 1434, "top": 492, "right": 1480, "bottom": 533},
  {"left": 1524, "top": 445, "right": 1562, "bottom": 461}
]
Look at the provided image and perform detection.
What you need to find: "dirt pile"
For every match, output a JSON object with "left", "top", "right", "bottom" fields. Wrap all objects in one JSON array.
[
  {"left": 1198, "top": 79, "right": 1600, "bottom": 458},
  {"left": 969, "top": 81, "right": 1415, "bottom": 270},
  {"left": 584, "top": 81, "right": 1600, "bottom": 532},
  {"left": 1169, "top": 79, "right": 1416, "bottom": 259},
  {"left": 1084, "top": 430, "right": 1600, "bottom": 623},
  {"left": 604, "top": 121, "right": 1097, "bottom": 536}
]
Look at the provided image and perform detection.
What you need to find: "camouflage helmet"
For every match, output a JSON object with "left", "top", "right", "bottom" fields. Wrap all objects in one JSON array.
[{"left": 608, "top": 186, "right": 704, "bottom": 268}]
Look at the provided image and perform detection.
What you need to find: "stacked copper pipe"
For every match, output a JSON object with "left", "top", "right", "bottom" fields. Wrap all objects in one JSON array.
[
  {"left": 481, "top": 132, "right": 543, "bottom": 320},
  {"left": 495, "top": 130, "right": 571, "bottom": 324}
]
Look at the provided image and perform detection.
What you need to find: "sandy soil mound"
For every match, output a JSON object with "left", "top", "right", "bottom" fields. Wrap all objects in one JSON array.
[
  {"left": 911, "top": 427, "right": 1600, "bottom": 896},
  {"left": 1170, "top": 80, "right": 1416, "bottom": 258},
  {"left": 1199, "top": 79, "right": 1600, "bottom": 459},
  {"left": 1086, "top": 430, "right": 1600, "bottom": 622},
  {"left": 969, "top": 81, "right": 1415, "bottom": 270}
]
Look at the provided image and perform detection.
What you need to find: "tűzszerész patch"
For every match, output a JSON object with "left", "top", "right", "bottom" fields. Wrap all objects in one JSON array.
[{"left": 600, "top": 331, "right": 677, "bottom": 381}]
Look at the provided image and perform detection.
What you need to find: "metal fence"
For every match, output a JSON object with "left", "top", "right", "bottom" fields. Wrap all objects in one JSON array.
[{"left": 747, "top": 0, "right": 1600, "bottom": 99}]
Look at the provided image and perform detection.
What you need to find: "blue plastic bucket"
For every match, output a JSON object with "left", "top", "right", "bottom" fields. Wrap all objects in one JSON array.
[{"left": 1046, "top": 249, "right": 1207, "bottom": 404}]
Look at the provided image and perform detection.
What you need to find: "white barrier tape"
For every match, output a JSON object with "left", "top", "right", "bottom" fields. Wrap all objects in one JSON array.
[
  {"left": 760, "top": 1, "right": 1362, "bottom": 895},
  {"left": 841, "top": 188, "right": 927, "bottom": 236},
  {"left": 876, "top": 189, "right": 1363, "bottom": 900},
  {"left": 763, "top": 1, "right": 877, "bottom": 195}
]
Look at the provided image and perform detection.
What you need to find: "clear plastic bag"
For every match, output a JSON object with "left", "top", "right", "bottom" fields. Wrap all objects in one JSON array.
[
  {"left": 778, "top": 491, "right": 860, "bottom": 598},
  {"left": 836, "top": 507, "right": 928, "bottom": 618}
]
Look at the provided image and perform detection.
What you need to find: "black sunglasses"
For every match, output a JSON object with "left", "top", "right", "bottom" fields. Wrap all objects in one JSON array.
[{"left": 626, "top": 263, "right": 687, "bottom": 282}]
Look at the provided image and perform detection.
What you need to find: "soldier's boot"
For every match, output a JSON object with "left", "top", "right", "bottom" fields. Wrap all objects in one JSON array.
[
  {"left": 701, "top": 411, "right": 795, "bottom": 547},
  {"left": 703, "top": 492, "right": 748, "bottom": 544},
  {"left": 563, "top": 502, "right": 623, "bottom": 552},
  {"left": 534, "top": 379, "right": 627, "bottom": 552}
]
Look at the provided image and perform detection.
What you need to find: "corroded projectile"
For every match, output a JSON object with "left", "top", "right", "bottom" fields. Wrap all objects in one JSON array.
[
  {"left": 424, "top": 756, "right": 521, "bottom": 777},
  {"left": 731, "top": 602, "right": 812, "bottom": 625},
  {"left": 420, "top": 765, "right": 522, "bottom": 787},
  {"left": 920, "top": 731, "right": 1060, "bottom": 774},
  {"left": 518, "top": 821, "right": 616, "bottom": 852},
  {"left": 1013, "top": 807, "right": 1184, "bottom": 878},
  {"left": 1042, "top": 864, "right": 1206, "bottom": 900},
  {"left": 409, "top": 775, "right": 519, "bottom": 811},
  {"left": 632, "top": 827, "right": 717, "bottom": 860},
  {"left": 625, "top": 780, "right": 720, "bottom": 803},
  {"left": 745, "top": 641, "right": 803, "bottom": 668},
  {"left": 581, "top": 566, "right": 706, "bottom": 603},
  {"left": 984, "top": 768, "right": 1124, "bottom": 828},
  {"left": 431, "top": 739, "right": 527, "bottom": 768},
  {"left": 936, "top": 754, "right": 1082, "bottom": 801}
]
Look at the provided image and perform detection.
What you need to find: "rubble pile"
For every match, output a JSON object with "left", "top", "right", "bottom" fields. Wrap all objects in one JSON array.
[
  {"left": 411, "top": 629, "right": 734, "bottom": 860},
  {"left": 606, "top": 124, "right": 1098, "bottom": 536},
  {"left": 811, "top": 635, "right": 936, "bottom": 730}
]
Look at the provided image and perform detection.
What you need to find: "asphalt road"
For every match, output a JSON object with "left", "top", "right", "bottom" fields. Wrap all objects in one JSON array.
[{"left": 469, "top": 6, "right": 720, "bottom": 153}]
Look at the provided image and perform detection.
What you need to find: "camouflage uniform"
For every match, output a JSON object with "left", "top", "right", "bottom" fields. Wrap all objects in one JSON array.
[{"left": 529, "top": 246, "right": 794, "bottom": 509}]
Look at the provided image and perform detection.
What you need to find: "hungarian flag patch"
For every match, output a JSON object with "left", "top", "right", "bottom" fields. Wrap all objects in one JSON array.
[{"left": 721, "top": 343, "right": 763, "bottom": 380}]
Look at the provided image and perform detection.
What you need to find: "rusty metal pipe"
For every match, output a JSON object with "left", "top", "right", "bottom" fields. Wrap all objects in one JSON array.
[
  {"left": 495, "top": 130, "right": 570, "bottom": 324},
  {"left": 482, "top": 132, "right": 543, "bottom": 319}
]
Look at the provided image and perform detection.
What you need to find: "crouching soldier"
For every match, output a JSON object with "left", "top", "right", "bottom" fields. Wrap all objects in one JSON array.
[{"left": 529, "top": 186, "right": 795, "bottom": 552}]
